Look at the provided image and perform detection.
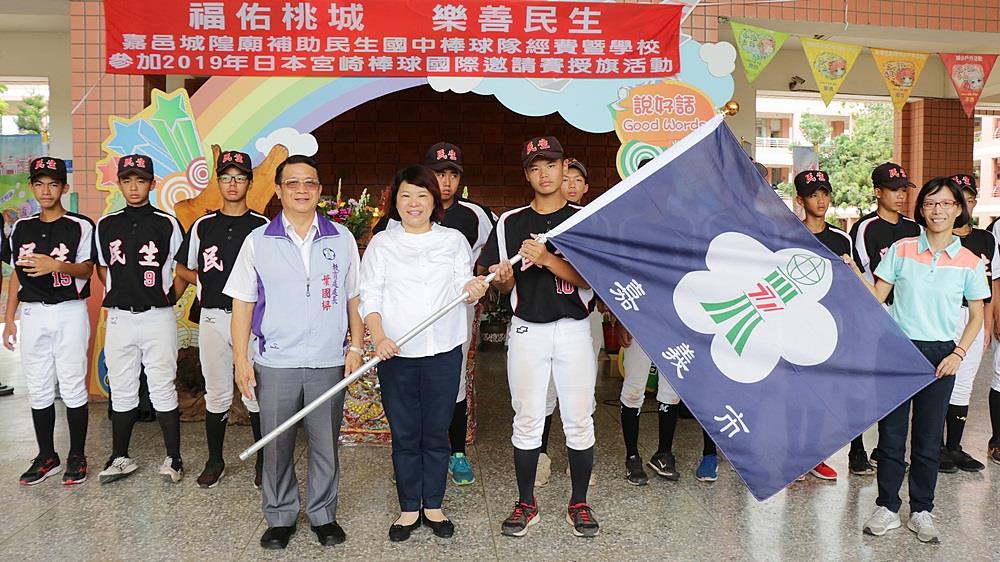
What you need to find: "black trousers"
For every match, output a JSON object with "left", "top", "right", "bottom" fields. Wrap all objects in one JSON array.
[
  {"left": 379, "top": 346, "right": 462, "bottom": 512},
  {"left": 876, "top": 340, "right": 955, "bottom": 513}
]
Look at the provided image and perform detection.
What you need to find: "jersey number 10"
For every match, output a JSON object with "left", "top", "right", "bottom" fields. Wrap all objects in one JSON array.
[{"left": 554, "top": 278, "right": 575, "bottom": 295}]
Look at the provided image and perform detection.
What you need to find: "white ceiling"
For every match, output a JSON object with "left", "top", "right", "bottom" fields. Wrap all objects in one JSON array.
[{"left": 0, "top": 0, "right": 68, "bottom": 32}]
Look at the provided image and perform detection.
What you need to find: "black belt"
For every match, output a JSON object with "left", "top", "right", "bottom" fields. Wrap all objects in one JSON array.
[{"left": 113, "top": 305, "right": 163, "bottom": 314}]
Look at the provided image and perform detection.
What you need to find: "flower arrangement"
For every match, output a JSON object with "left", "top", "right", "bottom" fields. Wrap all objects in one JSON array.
[{"left": 318, "top": 184, "right": 381, "bottom": 241}]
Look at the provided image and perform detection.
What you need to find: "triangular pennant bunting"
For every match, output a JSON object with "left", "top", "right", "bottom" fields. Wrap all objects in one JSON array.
[
  {"left": 940, "top": 53, "right": 998, "bottom": 117},
  {"left": 870, "top": 48, "right": 930, "bottom": 111},
  {"left": 800, "top": 38, "right": 863, "bottom": 106},
  {"left": 730, "top": 22, "right": 790, "bottom": 83}
]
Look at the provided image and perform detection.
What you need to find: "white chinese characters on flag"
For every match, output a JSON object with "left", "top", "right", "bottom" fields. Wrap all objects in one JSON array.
[{"left": 103, "top": 0, "right": 682, "bottom": 78}]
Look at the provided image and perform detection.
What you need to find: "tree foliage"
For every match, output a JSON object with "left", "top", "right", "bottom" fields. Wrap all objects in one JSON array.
[
  {"left": 0, "top": 84, "right": 8, "bottom": 116},
  {"left": 16, "top": 94, "right": 47, "bottom": 135},
  {"left": 779, "top": 104, "right": 893, "bottom": 212},
  {"left": 799, "top": 112, "right": 831, "bottom": 149}
]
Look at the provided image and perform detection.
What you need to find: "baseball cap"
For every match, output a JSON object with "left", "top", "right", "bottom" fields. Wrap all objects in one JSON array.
[
  {"left": 794, "top": 170, "right": 832, "bottom": 197},
  {"left": 29, "top": 157, "right": 67, "bottom": 183},
  {"left": 423, "top": 142, "right": 463, "bottom": 173},
  {"left": 217, "top": 150, "right": 254, "bottom": 178},
  {"left": 117, "top": 154, "right": 155, "bottom": 180},
  {"left": 521, "top": 136, "right": 564, "bottom": 167},
  {"left": 951, "top": 173, "right": 977, "bottom": 195},
  {"left": 871, "top": 162, "right": 913, "bottom": 189},
  {"left": 565, "top": 157, "right": 588, "bottom": 180}
]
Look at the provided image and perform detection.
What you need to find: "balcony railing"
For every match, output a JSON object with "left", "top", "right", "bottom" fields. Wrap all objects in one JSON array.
[{"left": 756, "top": 137, "right": 791, "bottom": 148}]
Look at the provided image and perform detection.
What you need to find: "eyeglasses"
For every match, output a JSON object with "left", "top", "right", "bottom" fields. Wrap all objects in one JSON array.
[
  {"left": 281, "top": 178, "right": 321, "bottom": 190},
  {"left": 921, "top": 200, "right": 958, "bottom": 210},
  {"left": 218, "top": 174, "right": 249, "bottom": 185}
]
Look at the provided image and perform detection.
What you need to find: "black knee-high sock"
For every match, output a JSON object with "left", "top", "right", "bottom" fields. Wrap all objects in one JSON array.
[
  {"left": 111, "top": 408, "right": 139, "bottom": 459},
  {"left": 990, "top": 390, "right": 1000, "bottom": 446},
  {"left": 702, "top": 429, "right": 717, "bottom": 456},
  {"left": 850, "top": 435, "right": 865, "bottom": 453},
  {"left": 249, "top": 411, "right": 263, "bottom": 466},
  {"left": 945, "top": 404, "right": 969, "bottom": 451},
  {"left": 656, "top": 402, "right": 679, "bottom": 455},
  {"left": 620, "top": 405, "right": 640, "bottom": 457},
  {"left": 567, "top": 446, "right": 594, "bottom": 504},
  {"left": 32, "top": 405, "right": 57, "bottom": 458},
  {"left": 205, "top": 410, "right": 227, "bottom": 463},
  {"left": 513, "top": 447, "right": 541, "bottom": 504},
  {"left": 540, "top": 414, "right": 554, "bottom": 455},
  {"left": 449, "top": 399, "right": 468, "bottom": 454},
  {"left": 157, "top": 408, "right": 182, "bottom": 461},
  {"left": 66, "top": 404, "right": 89, "bottom": 457}
]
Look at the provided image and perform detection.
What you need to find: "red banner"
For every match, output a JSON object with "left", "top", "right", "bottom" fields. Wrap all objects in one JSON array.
[
  {"left": 940, "top": 52, "right": 997, "bottom": 117},
  {"left": 103, "top": 0, "right": 681, "bottom": 78}
]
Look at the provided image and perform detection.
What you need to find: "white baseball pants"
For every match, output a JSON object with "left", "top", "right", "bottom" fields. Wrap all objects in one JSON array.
[
  {"left": 105, "top": 307, "right": 178, "bottom": 412},
  {"left": 19, "top": 300, "right": 90, "bottom": 409},
  {"left": 200, "top": 308, "right": 259, "bottom": 414}
]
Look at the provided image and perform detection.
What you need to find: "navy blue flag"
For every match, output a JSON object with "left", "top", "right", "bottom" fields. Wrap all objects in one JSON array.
[{"left": 546, "top": 115, "right": 936, "bottom": 500}]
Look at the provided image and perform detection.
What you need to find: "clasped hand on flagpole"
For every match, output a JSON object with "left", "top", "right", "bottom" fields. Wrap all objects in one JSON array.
[{"left": 238, "top": 253, "right": 526, "bottom": 461}]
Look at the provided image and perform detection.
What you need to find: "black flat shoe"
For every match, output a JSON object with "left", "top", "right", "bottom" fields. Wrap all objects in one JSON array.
[
  {"left": 388, "top": 519, "right": 421, "bottom": 542},
  {"left": 260, "top": 525, "right": 296, "bottom": 549},
  {"left": 421, "top": 514, "right": 455, "bottom": 538},
  {"left": 312, "top": 521, "right": 346, "bottom": 546}
]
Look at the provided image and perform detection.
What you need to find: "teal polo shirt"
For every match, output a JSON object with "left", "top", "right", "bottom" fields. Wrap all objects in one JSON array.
[{"left": 874, "top": 231, "right": 990, "bottom": 342}]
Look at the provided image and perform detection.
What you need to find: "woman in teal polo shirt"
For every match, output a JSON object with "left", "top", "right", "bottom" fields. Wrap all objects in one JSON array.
[{"left": 859, "top": 177, "right": 989, "bottom": 544}]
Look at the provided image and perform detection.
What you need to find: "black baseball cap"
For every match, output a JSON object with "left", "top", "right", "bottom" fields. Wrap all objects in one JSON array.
[
  {"left": 871, "top": 162, "right": 913, "bottom": 189},
  {"left": 521, "top": 136, "right": 564, "bottom": 167},
  {"left": 217, "top": 150, "right": 254, "bottom": 178},
  {"left": 951, "top": 173, "right": 977, "bottom": 195},
  {"left": 565, "top": 157, "right": 588, "bottom": 180},
  {"left": 29, "top": 157, "right": 67, "bottom": 183},
  {"left": 117, "top": 154, "right": 154, "bottom": 180},
  {"left": 423, "top": 142, "right": 463, "bottom": 173},
  {"left": 794, "top": 170, "right": 832, "bottom": 196}
]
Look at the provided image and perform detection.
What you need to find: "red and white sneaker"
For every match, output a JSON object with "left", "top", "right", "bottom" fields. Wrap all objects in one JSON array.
[
  {"left": 501, "top": 499, "right": 539, "bottom": 537},
  {"left": 810, "top": 462, "right": 838, "bottom": 480},
  {"left": 567, "top": 502, "right": 600, "bottom": 538}
]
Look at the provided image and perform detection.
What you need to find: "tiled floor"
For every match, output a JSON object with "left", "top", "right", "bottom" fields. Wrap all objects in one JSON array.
[{"left": 1, "top": 342, "right": 999, "bottom": 561}]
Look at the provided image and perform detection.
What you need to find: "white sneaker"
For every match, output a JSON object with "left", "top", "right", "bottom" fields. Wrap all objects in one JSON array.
[
  {"left": 158, "top": 456, "right": 184, "bottom": 483},
  {"left": 908, "top": 511, "right": 940, "bottom": 544},
  {"left": 99, "top": 456, "right": 138, "bottom": 484},
  {"left": 565, "top": 463, "right": 597, "bottom": 485},
  {"left": 863, "top": 506, "right": 901, "bottom": 536},
  {"left": 535, "top": 453, "right": 552, "bottom": 487}
]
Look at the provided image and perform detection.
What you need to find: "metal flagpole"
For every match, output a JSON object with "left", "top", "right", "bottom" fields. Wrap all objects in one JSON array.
[{"left": 239, "top": 253, "right": 524, "bottom": 461}]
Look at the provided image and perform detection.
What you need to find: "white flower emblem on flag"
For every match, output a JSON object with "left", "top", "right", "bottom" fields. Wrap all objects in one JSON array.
[{"left": 674, "top": 232, "right": 837, "bottom": 384}]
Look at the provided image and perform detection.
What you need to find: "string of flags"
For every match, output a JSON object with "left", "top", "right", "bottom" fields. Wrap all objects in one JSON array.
[{"left": 730, "top": 21, "right": 997, "bottom": 116}]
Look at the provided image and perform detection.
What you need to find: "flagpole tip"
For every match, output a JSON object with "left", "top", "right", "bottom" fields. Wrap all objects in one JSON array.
[{"left": 721, "top": 100, "right": 741, "bottom": 116}]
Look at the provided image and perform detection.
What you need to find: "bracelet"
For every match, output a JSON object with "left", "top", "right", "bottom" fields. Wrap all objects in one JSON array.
[
  {"left": 950, "top": 351, "right": 965, "bottom": 361},
  {"left": 347, "top": 346, "right": 363, "bottom": 355},
  {"left": 955, "top": 345, "right": 967, "bottom": 355}
]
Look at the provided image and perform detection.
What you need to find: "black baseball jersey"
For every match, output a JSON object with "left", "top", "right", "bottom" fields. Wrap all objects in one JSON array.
[
  {"left": 478, "top": 203, "right": 594, "bottom": 323},
  {"left": 177, "top": 210, "right": 268, "bottom": 310},
  {"left": 959, "top": 228, "right": 998, "bottom": 305},
  {"left": 374, "top": 197, "right": 498, "bottom": 262},
  {"left": 849, "top": 211, "right": 920, "bottom": 304},
  {"left": 6, "top": 212, "right": 96, "bottom": 303},
  {"left": 811, "top": 223, "right": 852, "bottom": 258},
  {"left": 96, "top": 204, "right": 184, "bottom": 309}
]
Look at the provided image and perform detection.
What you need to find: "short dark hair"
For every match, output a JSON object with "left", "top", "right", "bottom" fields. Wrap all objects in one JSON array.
[
  {"left": 914, "top": 176, "right": 970, "bottom": 229},
  {"left": 386, "top": 165, "right": 446, "bottom": 223},
  {"left": 274, "top": 155, "right": 320, "bottom": 185}
]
